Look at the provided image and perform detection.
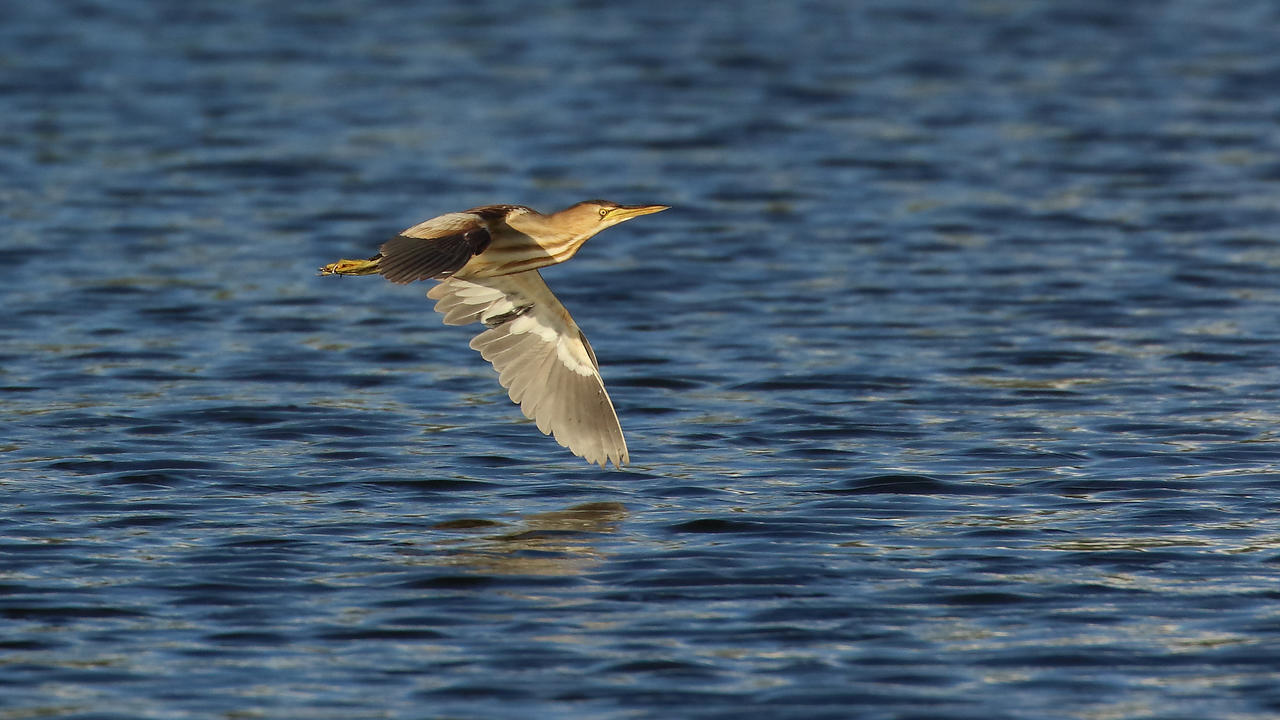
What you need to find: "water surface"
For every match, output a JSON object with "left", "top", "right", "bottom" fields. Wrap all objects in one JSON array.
[{"left": 4, "top": 1, "right": 1280, "bottom": 718}]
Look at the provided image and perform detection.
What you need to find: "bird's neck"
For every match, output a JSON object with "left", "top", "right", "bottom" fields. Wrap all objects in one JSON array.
[
  {"left": 520, "top": 210, "right": 597, "bottom": 245},
  {"left": 469, "top": 211, "right": 594, "bottom": 277}
]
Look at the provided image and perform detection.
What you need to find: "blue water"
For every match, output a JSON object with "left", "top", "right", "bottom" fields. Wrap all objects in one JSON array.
[{"left": 5, "top": 1, "right": 1280, "bottom": 718}]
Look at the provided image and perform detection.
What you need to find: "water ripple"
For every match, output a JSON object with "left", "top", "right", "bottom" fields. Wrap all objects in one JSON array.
[{"left": 5, "top": 0, "right": 1280, "bottom": 718}]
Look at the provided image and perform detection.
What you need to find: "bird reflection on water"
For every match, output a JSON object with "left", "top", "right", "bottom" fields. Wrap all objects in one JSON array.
[{"left": 414, "top": 502, "right": 629, "bottom": 577}]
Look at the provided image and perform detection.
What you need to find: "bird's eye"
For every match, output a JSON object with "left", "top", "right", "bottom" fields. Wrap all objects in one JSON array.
[{"left": 598, "top": 208, "right": 610, "bottom": 219}]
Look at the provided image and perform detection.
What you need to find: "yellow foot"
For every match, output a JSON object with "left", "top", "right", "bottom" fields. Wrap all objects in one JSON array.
[{"left": 319, "top": 257, "right": 381, "bottom": 276}]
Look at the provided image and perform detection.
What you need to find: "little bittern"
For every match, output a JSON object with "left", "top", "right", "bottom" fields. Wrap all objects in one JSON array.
[{"left": 320, "top": 200, "right": 669, "bottom": 468}]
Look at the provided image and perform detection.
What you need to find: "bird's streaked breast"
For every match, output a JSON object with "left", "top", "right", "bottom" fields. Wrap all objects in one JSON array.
[{"left": 459, "top": 227, "right": 585, "bottom": 277}]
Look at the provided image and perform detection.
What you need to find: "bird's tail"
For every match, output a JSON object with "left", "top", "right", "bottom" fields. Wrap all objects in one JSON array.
[{"left": 318, "top": 255, "right": 381, "bottom": 276}]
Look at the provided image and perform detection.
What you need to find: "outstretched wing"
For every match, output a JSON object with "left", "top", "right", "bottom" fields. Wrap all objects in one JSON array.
[
  {"left": 427, "top": 271, "right": 628, "bottom": 468},
  {"left": 378, "top": 212, "right": 492, "bottom": 284}
]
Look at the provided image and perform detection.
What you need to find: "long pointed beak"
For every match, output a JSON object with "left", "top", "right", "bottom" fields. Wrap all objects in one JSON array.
[{"left": 611, "top": 204, "right": 670, "bottom": 222}]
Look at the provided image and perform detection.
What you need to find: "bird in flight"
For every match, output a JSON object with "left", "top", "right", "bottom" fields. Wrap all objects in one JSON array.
[{"left": 320, "top": 200, "right": 669, "bottom": 468}]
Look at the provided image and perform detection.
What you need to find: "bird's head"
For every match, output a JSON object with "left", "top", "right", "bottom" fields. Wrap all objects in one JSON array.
[{"left": 559, "top": 200, "right": 670, "bottom": 236}]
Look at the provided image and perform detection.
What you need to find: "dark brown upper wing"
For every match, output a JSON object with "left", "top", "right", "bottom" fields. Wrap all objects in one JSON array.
[{"left": 378, "top": 226, "right": 491, "bottom": 284}]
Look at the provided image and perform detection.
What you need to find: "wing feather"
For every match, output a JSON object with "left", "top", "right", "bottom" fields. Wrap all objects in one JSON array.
[
  {"left": 432, "top": 271, "right": 629, "bottom": 468},
  {"left": 378, "top": 213, "right": 492, "bottom": 284}
]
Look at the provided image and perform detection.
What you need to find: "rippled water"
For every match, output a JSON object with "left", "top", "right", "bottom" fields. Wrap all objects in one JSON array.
[{"left": 5, "top": 1, "right": 1280, "bottom": 718}]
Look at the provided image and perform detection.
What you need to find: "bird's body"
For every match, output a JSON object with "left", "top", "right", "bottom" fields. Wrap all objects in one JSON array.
[{"left": 320, "top": 200, "right": 668, "bottom": 468}]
